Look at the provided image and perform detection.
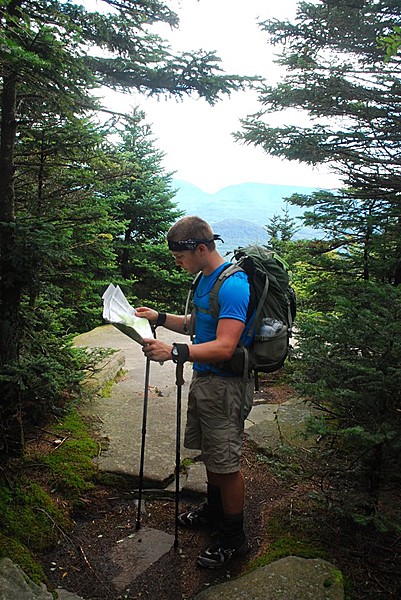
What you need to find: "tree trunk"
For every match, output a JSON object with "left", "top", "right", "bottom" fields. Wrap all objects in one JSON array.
[
  {"left": 394, "top": 259, "right": 401, "bottom": 287},
  {"left": 367, "top": 443, "right": 383, "bottom": 511},
  {"left": 0, "top": 67, "right": 24, "bottom": 454},
  {"left": 121, "top": 227, "right": 133, "bottom": 279},
  {"left": 395, "top": 211, "right": 401, "bottom": 286}
]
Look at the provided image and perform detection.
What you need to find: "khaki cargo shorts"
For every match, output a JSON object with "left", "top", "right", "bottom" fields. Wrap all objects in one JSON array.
[{"left": 184, "top": 372, "right": 254, "bottom": 474}]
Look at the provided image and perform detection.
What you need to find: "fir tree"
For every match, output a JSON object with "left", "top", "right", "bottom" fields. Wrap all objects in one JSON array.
[{"left": 0, "top": 0, "right": 254, "bottom": 452}]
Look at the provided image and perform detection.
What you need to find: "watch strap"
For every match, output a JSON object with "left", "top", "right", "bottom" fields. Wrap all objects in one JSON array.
[
  {"left": 172, "top": 342, "right": 190, "bottom": 364},
  {"left": 155, "top": 312, "right": 167, "bottom": 327}
]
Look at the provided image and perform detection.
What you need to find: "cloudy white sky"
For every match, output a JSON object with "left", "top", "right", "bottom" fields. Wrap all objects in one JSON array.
[{"left": 100, "top": 0, "right": 340, "bottom": 193}]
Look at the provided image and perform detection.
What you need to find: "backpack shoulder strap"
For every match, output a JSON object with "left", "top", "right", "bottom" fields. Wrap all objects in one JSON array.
[
  {"left": 184, "top": 263, "right": 246, "bottom": 339},
  {"left": 208, "top": 263, "right": 244, "bottom": 319},
  {"left": 184, "top": 271, "right": 202, "bottom": 337}
]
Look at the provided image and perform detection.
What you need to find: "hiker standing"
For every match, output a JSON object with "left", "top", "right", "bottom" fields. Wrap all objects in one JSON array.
[{"left": 137, "top": 215, "right": 254, "bottom": 569}]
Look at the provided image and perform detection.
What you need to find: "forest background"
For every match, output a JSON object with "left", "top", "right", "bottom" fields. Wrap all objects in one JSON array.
[{"left": 0, "top": 0, "right": 400, "bottom": 594}]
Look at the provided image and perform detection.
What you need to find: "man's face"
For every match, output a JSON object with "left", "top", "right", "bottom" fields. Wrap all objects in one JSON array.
[{"left": 171, "top": 248, "right": 200, "bottom": 274}]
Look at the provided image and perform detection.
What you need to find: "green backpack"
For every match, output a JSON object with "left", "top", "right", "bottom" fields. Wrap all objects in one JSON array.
[{"left": 185, "top": 245, "right": 296, "bottom": 378}]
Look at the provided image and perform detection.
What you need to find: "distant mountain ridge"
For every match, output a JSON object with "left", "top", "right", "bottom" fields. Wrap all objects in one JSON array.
[
  {"left": 172, "top": 179, "right": 325, "bottom": 246},
  {"left": 211, "top": 219, "right": 269, "bottom": 255}
]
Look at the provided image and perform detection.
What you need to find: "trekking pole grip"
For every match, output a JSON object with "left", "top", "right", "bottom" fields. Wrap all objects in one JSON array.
[{"left": 175, "top": 362, "right": 185, "bottom": 387}]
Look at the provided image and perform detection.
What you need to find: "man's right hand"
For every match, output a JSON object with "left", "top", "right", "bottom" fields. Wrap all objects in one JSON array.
[{"left": 135, "top": 306, "right": 159, "bottom": 325}]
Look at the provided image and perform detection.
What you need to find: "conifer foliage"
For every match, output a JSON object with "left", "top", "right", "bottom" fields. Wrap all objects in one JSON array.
[
  {"left": 0, "top": 0, "right": 252, "bottom": 453},
  {"left": 241, "top": 0, "right": 401, "bottom": 525}
]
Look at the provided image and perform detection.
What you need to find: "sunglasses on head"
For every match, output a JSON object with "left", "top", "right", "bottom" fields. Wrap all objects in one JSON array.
[{"left": 168, "top": 234, "right": 224, "bottom": 251}]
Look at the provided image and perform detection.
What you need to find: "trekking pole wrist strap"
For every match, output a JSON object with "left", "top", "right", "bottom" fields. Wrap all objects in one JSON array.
[
  {"left": 171, "top": 342, "right": 190, "bottom": 364},
  {"left": 155, "top": 312, "right": 167, "bottom": 327}
]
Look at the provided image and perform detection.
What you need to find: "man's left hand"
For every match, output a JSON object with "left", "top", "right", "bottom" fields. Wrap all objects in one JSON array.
[{"left": 142, "top": 338, "right": 172, "bottom": 362}]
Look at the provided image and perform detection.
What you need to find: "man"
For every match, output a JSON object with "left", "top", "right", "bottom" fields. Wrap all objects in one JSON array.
[{"left": 136, "top": 216, "right": 254, "bottom": 569}]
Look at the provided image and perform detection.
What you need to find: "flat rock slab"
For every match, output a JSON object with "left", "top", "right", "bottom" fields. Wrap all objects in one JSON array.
[
  {"left": 246, "top": 402, "right": 318, "bottom": 454},
  {"left": 78, "top": 325, "right": 198, "bottom": 486},
  {"left": 0, "top": 558, "right": 52, "bottom": 600},
  {"left": 110, "top": 527, "right": 174, "bottom": 591},
  {"left": 56, "top": 591, "right": 86, "bottom": 600},
  {"left": 80, "top": 350, "right": 126, "bottom": 393},
  {"left": 244, "top": 403, "right": 278, "bottom": 428},
  {"left": 76, "top": 325, "right": 265, "bottom": 492},
  {"left": 193, "top": 556, "right": 344, "bottom": 600},
  {"left": 87, "top": 374, "right": 195, "bottom": 484}
]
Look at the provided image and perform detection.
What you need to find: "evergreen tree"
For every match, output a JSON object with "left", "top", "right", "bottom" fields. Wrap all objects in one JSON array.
[
  {"left": 104, "top": 108, "right": 190, "bottom": 310},
  {"left": 264, "top": 204, "right": 300, "bottom": 249},
  {"left": 298, "top": 282, "right": 401, "bottom": 526},
  {"left": 15, "top": 116, "right": 122, "bottom": 321},
  {"left": 237, "top": 0, "right": 401, "bottom": 283},
  {"left": 236, "top": 0, "right": 401, "bottom": 522},
  {"left": 0, "top": 0, "right": 254, "bottom": 452},
  {"left": 106, "top": 109, "right": 180, "bottom": 277},
  {"left": 288, "top": 189, "right": 397, "bottom": 283}
]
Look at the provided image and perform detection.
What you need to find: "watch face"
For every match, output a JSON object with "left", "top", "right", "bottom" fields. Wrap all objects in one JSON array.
[{"left": 172, "top": 347, "right": 179, "bottom": 356}]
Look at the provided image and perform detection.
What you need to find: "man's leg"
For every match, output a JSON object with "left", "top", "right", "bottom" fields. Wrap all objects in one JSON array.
[
  {"left": 197, "top": 469, "right": 249, "bottom": 569},
  {"left": 207, "top": 469, "right": 244, "bottom": 515},
  {"left": 179, "top": 375, "right": 224, "bottom": 528},
  {"left": 178, "top": 469, "right": 244, "bottom": 528},
  {"left": 182, "top": 374, "right": 252, "bottom": 565}
]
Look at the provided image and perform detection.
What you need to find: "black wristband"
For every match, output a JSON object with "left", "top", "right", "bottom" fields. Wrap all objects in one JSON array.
[
  {"left": 172, "top": 343, "right": 190, "bottom": 364},
  {"left": 155, "top": 312, "right": 167, "bottom": 327}
]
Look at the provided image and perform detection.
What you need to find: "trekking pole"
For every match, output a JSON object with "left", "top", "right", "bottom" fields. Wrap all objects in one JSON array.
[
  {"left": 174, "top": 362, "right": 185, "bottom": 549},
  {"left": 135, "top": 354, "right": 151, "bottom": 531}
]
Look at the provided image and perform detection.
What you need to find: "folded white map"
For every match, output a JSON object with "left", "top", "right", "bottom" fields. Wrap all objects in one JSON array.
[{"left": 102, "top": 283, "right": 153, "bottom": 344}]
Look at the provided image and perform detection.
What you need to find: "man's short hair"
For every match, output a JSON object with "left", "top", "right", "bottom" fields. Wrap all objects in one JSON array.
[{"left": 167, "top": 216, "right": 216, "bottom": 251}]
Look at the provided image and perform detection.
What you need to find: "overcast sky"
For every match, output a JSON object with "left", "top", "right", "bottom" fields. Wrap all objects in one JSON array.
[{"left": 99, "top": 0, "right": 340, "bottom": 193}]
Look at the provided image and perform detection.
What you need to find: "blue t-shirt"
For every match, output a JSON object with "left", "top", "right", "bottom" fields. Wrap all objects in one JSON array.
[{"left": 192, "top": 262, "right": 253, "bottom": 375}]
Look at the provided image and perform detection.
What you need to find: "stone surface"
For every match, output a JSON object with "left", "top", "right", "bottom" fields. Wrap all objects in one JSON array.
[
  {"left": 246, "top": 400, "right": 318, "bottom": 455},
  {"left": 74, "top": 324, "right": 320, "bottom": 496},
  {"left": 244, "top": 403, "right": 279, "bottom": 428},
  {"left": 80, "top": 349, "right": 125, "bottom": 393},
  {"left": 0, "top": 558, "right": 84, "bottom": 600},
  {"left": 77, "top": 325, "right": 199, "bottom": 486},
  {"left": 192, "top": 556, "right": 344, "bottom": 600},
  {"left": 182, "top": 460, "right": 208, "bottom": 496},
  {"left": 56, "top": 590, "right": 86, "bottom": 600},
  {"left": 1, "top": 325, "right": 345, "bottom": 600},
  {"left": 0, "top": 558, "right": 52, "bottom": 600},
  {"left": 109, "top": 527, "right": 174, "bottom": 591}
]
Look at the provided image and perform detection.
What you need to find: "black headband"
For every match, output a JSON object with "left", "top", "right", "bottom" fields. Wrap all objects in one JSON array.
[{"left": 168, "top": 234, "right": 224, "bottom": 251}]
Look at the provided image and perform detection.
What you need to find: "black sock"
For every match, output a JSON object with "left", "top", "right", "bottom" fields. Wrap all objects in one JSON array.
[
  {"left": 220, "top": 513, "right": 246, "bottom": 547},
  {"left": 205, "top": 484, "right": 224, "bottom": 521}
]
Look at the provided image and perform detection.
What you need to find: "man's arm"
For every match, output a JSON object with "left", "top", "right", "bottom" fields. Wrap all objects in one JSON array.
[
  {"left": 188, "top": 318, "right": 244, "bottom": 363},
  {"left": 142, "top": 318, "right": 244, "bottom": 364},
  {"left": 135, "top": 306, "right": 190, "bottom": 335}
]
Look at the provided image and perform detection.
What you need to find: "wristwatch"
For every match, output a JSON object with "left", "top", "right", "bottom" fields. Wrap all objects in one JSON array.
[
  {"left": 171, "top": 344, "right": 180, "bottom": 364},
  {"left": 171, "top": 342, "right": 190, "bottom": 364}
]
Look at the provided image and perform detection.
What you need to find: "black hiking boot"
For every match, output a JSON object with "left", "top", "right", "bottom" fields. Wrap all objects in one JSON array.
[
  {"left": 197, "top": 538, "right": 250, "bottom": 569},
  {"left": 197, "top": 511, "right": 249, "bottom": 569}
]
